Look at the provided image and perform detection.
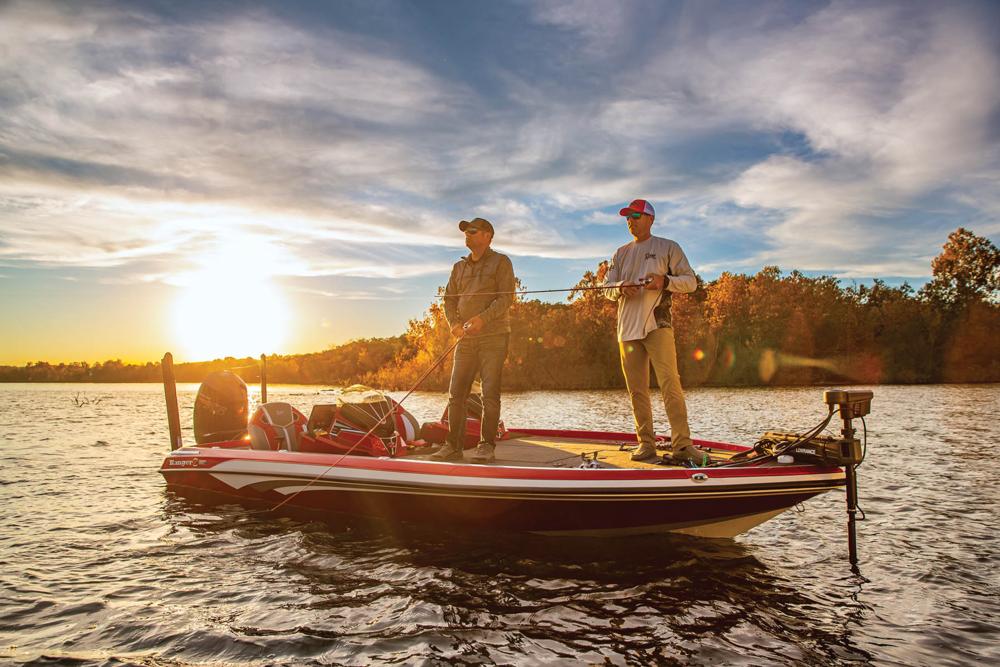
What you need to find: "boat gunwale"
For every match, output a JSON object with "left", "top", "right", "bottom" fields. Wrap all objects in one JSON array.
[{"left": 161, "top": 447, "right": 846, "bottom": 484}]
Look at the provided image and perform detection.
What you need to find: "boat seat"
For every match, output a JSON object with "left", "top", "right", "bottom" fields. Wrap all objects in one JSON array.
[{"left": 249, "top": 402, "right": 302, "bottom": 452}]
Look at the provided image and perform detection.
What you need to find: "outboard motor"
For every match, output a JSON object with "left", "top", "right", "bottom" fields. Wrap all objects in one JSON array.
[{"left": 193, "top": 371, "right": 249, "bottom": 444}]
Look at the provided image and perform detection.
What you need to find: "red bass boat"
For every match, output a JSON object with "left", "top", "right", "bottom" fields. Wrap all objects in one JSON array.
[{"left": 158, "top": 355, "right": 871, "bottom": 557}]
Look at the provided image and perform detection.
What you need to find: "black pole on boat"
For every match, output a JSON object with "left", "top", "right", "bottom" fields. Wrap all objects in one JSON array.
[
  {"left": 162, "top": 352, "right": 183, "bottom": 451},
  {"left": 845, "top": 458, "right": 860, "bottom": 567},
  {"left": 823, "top": 389, "right": 872, "bottom": 569},
  {"left": 260, "top": 354, "right": 268, "bottom": 403},
  {"left": 837, "top": 407, "right": 861, "bottom": 568}
]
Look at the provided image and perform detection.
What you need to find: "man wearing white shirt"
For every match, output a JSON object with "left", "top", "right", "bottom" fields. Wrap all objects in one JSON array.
[{"left": 597, "top": 199, "right": 705, "bottom": 465}]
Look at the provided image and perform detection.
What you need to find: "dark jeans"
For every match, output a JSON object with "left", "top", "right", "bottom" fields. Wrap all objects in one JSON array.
[{"left": 447, "top": 333, "right": 509, "bottom": 448}]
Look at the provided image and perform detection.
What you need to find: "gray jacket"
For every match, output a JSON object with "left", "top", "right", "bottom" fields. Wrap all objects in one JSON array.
[{"left": 444, "top": 248, "right": 515, "bottom": 337}]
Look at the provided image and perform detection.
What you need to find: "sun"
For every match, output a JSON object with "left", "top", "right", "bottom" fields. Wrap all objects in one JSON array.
[{"left": 172, "top": 244, "right": 290, "bottom": 361}]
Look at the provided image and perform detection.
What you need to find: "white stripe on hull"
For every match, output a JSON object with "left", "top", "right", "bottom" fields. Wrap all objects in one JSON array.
[
  {"left": 204, "top": 472, "right": 839, "bottom": 503},
  {"left": 202, "top": 458, "right": 843, "bottom": 492}
]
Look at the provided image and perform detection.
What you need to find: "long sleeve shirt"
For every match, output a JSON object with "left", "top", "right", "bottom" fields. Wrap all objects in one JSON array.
[
  {"left": 602, "top": 235, "right": 696, "bottom": 342},
  {"left": 444, "top": 248, "right": 516, "bottom": 337}
]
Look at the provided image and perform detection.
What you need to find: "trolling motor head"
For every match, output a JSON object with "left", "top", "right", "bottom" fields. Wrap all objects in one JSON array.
[
  {"left": 823, "top": 389, "right": 872, "bottom": 421},
  {"left": 824, "top": 389, "right": 871, "bottom": 466}
]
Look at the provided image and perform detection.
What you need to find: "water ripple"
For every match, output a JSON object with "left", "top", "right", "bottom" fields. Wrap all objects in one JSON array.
[{"left": 1, "top": 383, "right": 998, "bottom": 664}]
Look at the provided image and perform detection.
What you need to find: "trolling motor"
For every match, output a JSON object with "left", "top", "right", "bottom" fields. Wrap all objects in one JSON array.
[
  {"left": 729, "top": 389, "right": 872, "bottom": 567},
  {"left": 772, "top": 389, "right": 869, "bottom": 570},
  {"left": 823, "top": 389, "right": 871, "bottom": 569}
]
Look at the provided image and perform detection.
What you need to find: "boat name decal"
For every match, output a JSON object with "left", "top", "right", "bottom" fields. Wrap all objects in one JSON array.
[{"left": 167, "top": 458, "right": 205, "bottom": 468}]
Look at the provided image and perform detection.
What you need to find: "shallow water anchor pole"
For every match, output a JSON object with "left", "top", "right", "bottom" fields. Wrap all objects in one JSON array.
[
  {"left": 260, "top": 354, "right": 268, "bottom": 403},
  {"left": 162, "top": 352, "right": 183, "bottom": 451}
]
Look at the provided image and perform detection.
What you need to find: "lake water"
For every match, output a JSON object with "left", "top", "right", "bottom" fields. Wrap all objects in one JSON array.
[{"left": 1, "top": 383, "right": 998, "bottom": 665}]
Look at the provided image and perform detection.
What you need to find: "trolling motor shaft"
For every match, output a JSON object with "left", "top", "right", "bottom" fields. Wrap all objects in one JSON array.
[{"left": 823, "top": 389, "right": 873, "bottom": 568}]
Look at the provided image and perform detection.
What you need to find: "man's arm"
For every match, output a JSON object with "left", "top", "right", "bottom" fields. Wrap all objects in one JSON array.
[
  {"left": 599, "top": 251, "right": 626, "bottom": 301},
  {"left": 665, "top": 242, "right": 696, "bottom": 294},
  {"left": 477, "top": 255, "right": 516, "bottom": 323},
  {"left": 443, "top": 264, "right": 460, "bottom": 328},
  {"left": 643, "top": 240, "right": 696, "bottom": 293}
]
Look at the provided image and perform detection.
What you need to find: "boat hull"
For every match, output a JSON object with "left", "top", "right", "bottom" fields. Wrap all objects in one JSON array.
[{"left": 160, "top": 447, "right": 845, "bottom": 538}]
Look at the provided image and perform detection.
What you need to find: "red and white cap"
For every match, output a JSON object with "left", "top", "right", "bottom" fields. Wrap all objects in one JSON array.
[{"left": 619, "top": 199, "right": 655, "bottom": 218}]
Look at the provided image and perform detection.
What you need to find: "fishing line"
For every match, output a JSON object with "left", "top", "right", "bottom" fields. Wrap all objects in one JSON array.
[
  {"left": 263, "top": 333, "right": 464, "bottom": 513},
  {"left": 440, "top": 279, "right": 651, "bottom": 298},
  {"left": 259, "top": 278, "right": 680, "bottom": 512}
]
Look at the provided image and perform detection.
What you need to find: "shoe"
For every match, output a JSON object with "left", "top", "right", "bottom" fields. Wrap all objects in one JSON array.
[
  {"left": 468, "top": 442, "right": 495, "bottom": 464},
  {"left": 670, "top": 445, "right": 710, "bottom": 467},
  {"left": 630, "top": 444, "right": 658, "bottom": 462},
  {"left": 427, "top": 442, "right": 464, "bottom": 462}
]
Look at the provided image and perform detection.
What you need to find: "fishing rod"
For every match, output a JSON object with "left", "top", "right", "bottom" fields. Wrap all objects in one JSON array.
[
  {"left": 440, "top": 277, "right": 652, "bottom": 298},
  {"left": 266, "top": 334, "right": 464, "bottom": 513}
]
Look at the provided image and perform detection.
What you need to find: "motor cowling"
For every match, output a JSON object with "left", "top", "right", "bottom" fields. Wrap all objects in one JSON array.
[{"left": 193, "top": 371, "right": 249, "bottom": 444}]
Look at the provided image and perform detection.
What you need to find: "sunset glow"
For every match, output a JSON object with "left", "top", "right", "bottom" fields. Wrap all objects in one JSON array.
[
  {"left": 172, "top": 277, "right": 287, "bottom": 362},
  {"left": 171, "top": 242, "right": 289, "bottom": 361}
]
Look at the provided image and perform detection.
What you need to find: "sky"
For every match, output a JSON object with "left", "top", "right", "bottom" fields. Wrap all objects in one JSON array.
[{"left": 1, "top": 0, "right": 998, "bottom": 364}]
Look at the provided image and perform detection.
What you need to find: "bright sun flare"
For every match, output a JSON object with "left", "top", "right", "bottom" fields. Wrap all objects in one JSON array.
[{"left": 172, "top": 245, "right": 289, "bottom": 361}]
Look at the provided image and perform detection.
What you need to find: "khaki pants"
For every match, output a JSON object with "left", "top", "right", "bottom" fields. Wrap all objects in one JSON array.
[{"left": 619, "top": 326, "right": 693, "bottom": 452}]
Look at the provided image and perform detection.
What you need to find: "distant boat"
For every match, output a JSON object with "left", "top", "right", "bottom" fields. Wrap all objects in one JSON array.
[{"left": 158, "top": 355, "right": 870, "bottom": 548}]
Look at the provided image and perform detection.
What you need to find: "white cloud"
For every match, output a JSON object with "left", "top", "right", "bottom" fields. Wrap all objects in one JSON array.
[
  {"left": 524, "top": 1, "right": 998, "bottom": 275},
  {"left": 0, "top": 0, "right": 996, "bottom": 285},
  {"left": 530, "top": 0, "right": 630, "bottom": 44},
  {"left": 622, "top": 1, "right": 1000, "bottom": 275}
]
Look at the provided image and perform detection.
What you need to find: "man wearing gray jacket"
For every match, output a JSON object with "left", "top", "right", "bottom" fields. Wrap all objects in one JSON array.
[
  {"left": 430, "top": 217, "right": 515, "bottom": 464},
  {"left": 597, "top": 199, "right": 706, "bottom": 466}
]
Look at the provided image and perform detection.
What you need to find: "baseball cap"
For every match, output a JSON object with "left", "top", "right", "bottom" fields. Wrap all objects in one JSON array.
[
  {"left": 458, "top": 217, "right": 495, "bottom": 234},
  {"left": 619, "top": 199, "right": 655, "bottom": 218}
]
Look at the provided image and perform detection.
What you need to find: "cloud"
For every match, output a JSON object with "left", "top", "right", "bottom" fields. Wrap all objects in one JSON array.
[
  {"left": 0, "top": 0, "right": 997, "bottom": 287},
  {"left": 0, "top": 0, "right": 618, "bottom": 278},
  {"left": 0, "top": 2, "right": 470, "bottom": 203},
  {"left": 518, "top": 1, "right": 1000, "bottom": 275},
  {"left": 653, "top": 1, "right": 999, "bottom": 274}
]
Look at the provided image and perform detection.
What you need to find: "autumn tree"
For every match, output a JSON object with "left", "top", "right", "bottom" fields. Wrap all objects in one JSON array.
[{"left": 920, "top": 228, "right": 1000, "bottom": 306}]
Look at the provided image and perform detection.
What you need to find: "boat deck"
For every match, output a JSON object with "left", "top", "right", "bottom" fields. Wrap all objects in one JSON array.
[{"left": 407, "top": 431, "right": 743, "bottom": 469}]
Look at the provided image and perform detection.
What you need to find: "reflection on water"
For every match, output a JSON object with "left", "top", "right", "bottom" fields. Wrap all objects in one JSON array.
[{"left": 1, "top": 383, "right": 998, "bottom": 665}]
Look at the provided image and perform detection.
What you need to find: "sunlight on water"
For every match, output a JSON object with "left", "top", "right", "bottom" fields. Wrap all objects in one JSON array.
[{"left": 1, "top": 383, "right": 998, "bottom": 664}]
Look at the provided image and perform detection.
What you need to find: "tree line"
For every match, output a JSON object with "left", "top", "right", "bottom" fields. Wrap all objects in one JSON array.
[{"left": 2, "top": 227, "right": 997, "bottom": 388}]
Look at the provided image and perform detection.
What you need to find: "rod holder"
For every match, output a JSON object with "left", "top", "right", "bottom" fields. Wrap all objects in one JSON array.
[
  {"left": 260, "top": 354, "right": 268, "bottom": 403},
  {"left": 162, "top": 352, "right": 183, "bottom": 451}
]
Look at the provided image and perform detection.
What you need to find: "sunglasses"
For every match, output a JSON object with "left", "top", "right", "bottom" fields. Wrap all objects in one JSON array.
[
  {"left": 626, "top": 212, "right": 644, "bottom": 220},
  {"left": 464, "top": 228, "right": 481, "bottom": 235}
]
